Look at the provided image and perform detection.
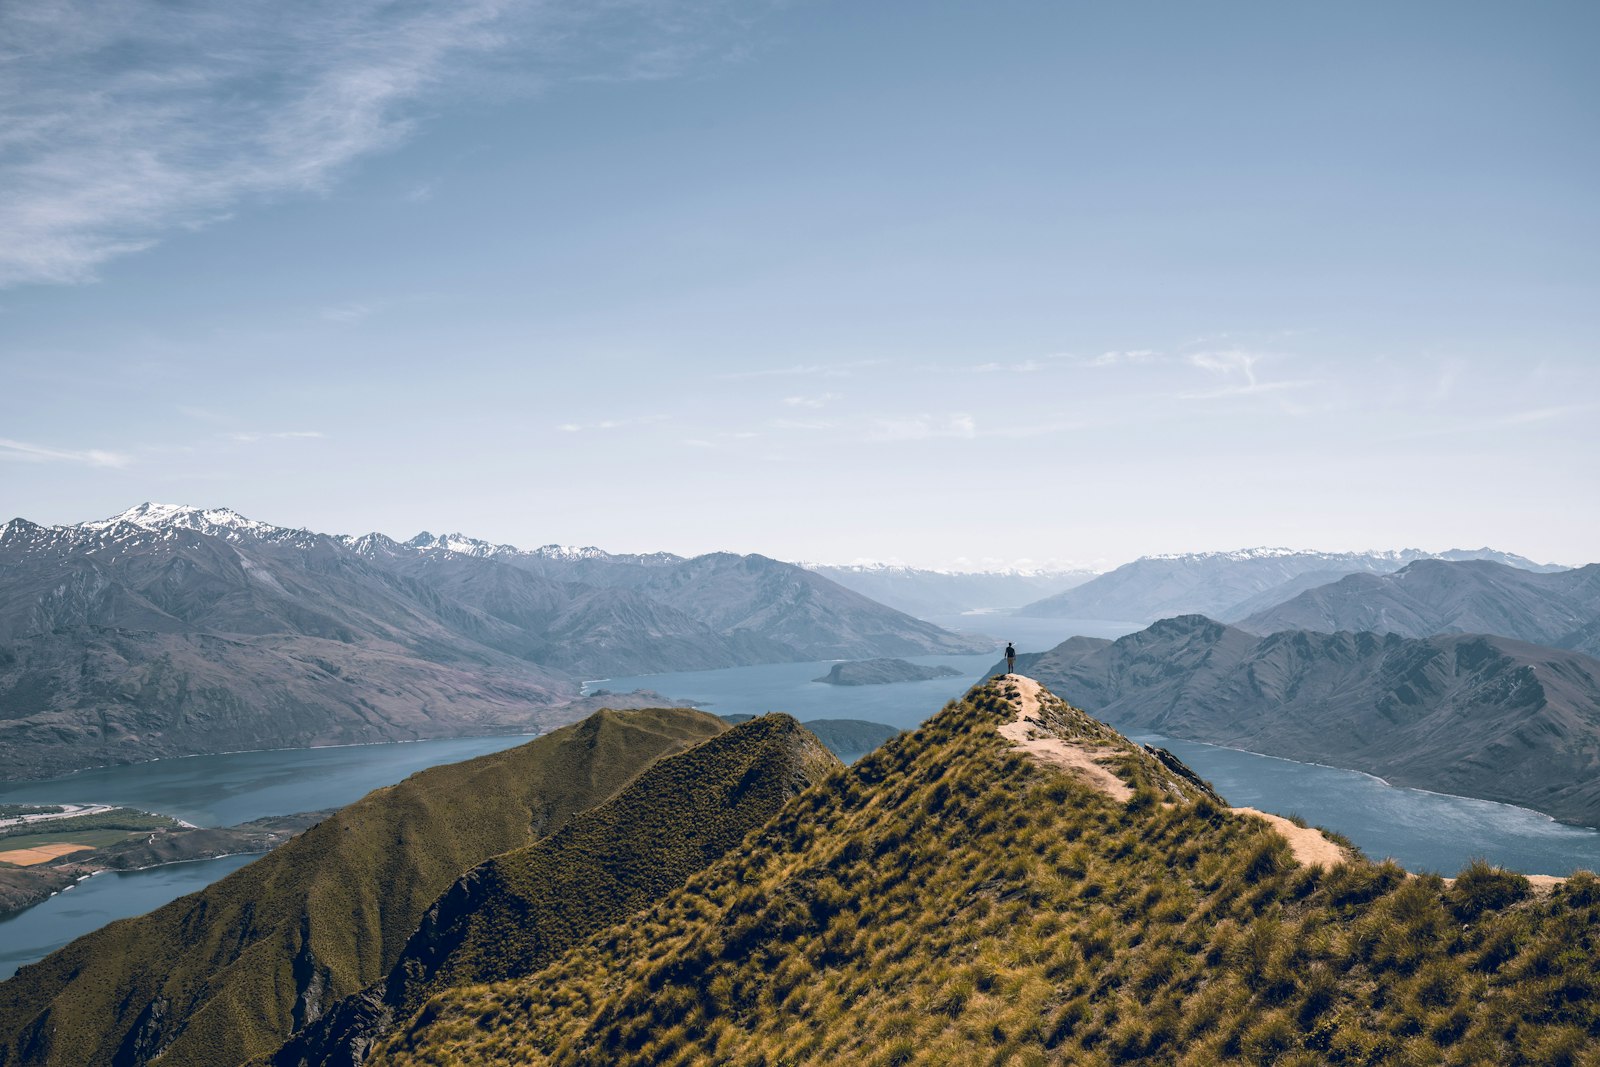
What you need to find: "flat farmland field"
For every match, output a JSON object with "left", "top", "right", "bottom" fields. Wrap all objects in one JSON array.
[{"left": 0, "top": 842, "right": 95, "bottom": 867}]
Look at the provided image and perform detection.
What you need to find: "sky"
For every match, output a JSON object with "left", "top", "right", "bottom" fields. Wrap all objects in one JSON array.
[{"left": 2, "top": 0, "right": 1596, "bottom": 570}]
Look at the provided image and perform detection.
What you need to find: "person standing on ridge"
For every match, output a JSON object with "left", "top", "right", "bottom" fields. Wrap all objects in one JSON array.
[{"left": 1005, "top": 642, "right": 1016, "bottom": 675}]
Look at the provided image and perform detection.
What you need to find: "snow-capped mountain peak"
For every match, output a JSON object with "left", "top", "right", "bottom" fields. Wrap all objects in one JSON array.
[
  {"left": 531, "top": 544, "right": 614, "bottom": 561},
  {"left": 77, "top": 503, "right": 299, "bottom": 543},
  {"left": 403, "top": 532, "right": 522, "bottom": 558}
]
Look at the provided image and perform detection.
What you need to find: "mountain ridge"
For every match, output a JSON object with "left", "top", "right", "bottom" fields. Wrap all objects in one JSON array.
[
  {"left": 0, "top": 706, "right": 733, "bottom": 1067},
  {"left": 1238, "top": 558, "right": 1600, "bottom": 657},
  {"left": 1015, "top": 546, "right": 1569, "bottom": 623},
  {"left": 367, "top": 676, "right": 1600, "bottom": 1066},
  {"left": 0, "top": 505, "right": 986, "bottom": 778},
  {"left": 1012, "top": 615, "right": 1600, "bottom": 826}
]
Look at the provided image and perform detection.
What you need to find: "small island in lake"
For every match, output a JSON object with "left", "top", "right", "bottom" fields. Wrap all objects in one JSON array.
[{"left": 814, "top": 658, "right": 965, "bottom": 686}]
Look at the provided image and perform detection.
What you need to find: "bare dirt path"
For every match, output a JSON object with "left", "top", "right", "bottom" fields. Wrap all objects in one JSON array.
[
  {"left": 996, "top": 675, "right": 1133, "bottom": 802},
  {"left": 1231, "top": 808, "right": 1349, "bottom": 869},
  {"left": 995, "top": 674, "right": 1349, "bottom": 869}
]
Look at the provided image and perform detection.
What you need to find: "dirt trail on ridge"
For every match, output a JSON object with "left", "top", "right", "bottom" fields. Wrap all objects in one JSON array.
[{"left": 995, "top": 674, "right": 1349, "bottom": 869}]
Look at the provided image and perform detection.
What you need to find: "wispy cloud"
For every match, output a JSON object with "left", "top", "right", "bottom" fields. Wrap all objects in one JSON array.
[
  {"left": 225, "top": 430, "right": 326, "bottom": 443},
  {"left": 782, "top": 393, "right": 841, "bottom": 408},
  {"left": 718, "top": 360, "right": 882, "bottom": 380},
  {"left": 0, "top": 437, "right": 131, "bottom": 468},
  {"left": 1180, "top": 349, "right": 1318, "bottom": 401},
  {"left": 321, "top": 302, "right": 374, "bottom": 324},
  {"left": 558, "top": 414, "right": 670, "bottom": 432},
  {"left": 1385, "top": 402, "right": 1600, "bottom": 442},
  {"left": 971, "top": 359, "right": 1048, "bottom": 374},
  {"left": 0, "top": 1, "right": 762, "bottom": 287},
  {"left": 870, "top": 413, "right": 977, "bottom": 442},
  {"left": 769, "top": 418, "right": 834, "bottom": 431},
  {"left": 1085, "top": 349, "right": 1160, "bottom": 366}
]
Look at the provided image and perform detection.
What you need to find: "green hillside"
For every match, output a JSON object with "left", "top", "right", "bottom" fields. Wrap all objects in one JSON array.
[
  {"left": 269, "top": 713, "right": 839, "bottom": 1065},
  {"left": 0, "top": 707, "right": 727, "bottom": 1067},
  {"left": 376, "top": 677, "right": 1600, "bottom": 1066}
]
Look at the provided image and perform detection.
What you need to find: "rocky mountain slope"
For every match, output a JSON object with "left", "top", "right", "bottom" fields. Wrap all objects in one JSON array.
[
  {"left": 1239, "top": 558, "right": 1600, "bottom": 656},
  {"left": 0, "top": 505, "right": 985, "bottom": 777},
  {"left": 1012, "top": 616, "right": 1600, "bottom": 826},
  {"left": 368, "top": 677, "right": 1600, "bottom": 1066},
  {"left": 1015, "top": 547, "right": 1565, "bottom": 623},
  {"left": 0, "top": 707, "right": 728, "bottom": 1067}
]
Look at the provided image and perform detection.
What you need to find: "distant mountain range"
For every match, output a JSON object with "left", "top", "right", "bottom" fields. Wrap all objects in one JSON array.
[
  {"left": 1014, "top": 546, "right": 1567, "bottom": 623},
  {"left": 1238, "top": 559, "right": 1600, "bottom": 657},
  {"left": 1012, "top": 615, "right": 1600, "bottom": 826},
  {"left": 0, "top": 504, "right": 987, "bottom": 778},
  {"left": 801, "top": 562, "right": 1095, "bottom": 617}
]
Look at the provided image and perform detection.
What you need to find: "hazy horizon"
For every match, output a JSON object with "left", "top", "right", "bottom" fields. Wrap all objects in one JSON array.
[
  {"left": 8, "top": 499, "right": 1582, "bottom": 574},
  {"left": 4, "top": 1, "right": 1596, "bottom": 569}
]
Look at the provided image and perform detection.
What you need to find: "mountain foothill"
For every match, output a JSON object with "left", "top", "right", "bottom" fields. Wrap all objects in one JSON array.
[
  {"left": 4, "top": 680, "right": 1596, "bottom": 1067},
  {"left": 0, "top": 504, "right": 987, "bottom": 780}
]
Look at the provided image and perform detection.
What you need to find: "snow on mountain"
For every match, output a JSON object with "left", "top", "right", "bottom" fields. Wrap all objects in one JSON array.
[{"left": 77, "top": 502, "right": 306, "bottom": 544}]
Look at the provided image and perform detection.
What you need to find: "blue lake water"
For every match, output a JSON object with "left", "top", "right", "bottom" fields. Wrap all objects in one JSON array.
[
  {"left": 0, "top": 855, "right": 260, "bottom": 980},
  {"left": 0, "top": 733, "right": 538, "bottom": 829},
  {"left": 5, "top": 624, "right": 1600, "bottom": 979},
  {"left": 0, "top": 734, "right": 536, "bottom": 979}
]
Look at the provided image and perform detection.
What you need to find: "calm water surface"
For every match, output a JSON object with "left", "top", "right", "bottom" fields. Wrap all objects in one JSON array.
[
  {"left": 0, "top": 855, "right": 259, "bottom": 979},
  {"left": 0, "top": 734, "right": 536, "bottom": 979},
  {"left": 0, "top": 733, "right": 537, "bottom": 828}
]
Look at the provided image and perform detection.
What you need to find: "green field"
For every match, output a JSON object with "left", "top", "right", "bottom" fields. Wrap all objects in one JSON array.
[
  {"left": 0, "top": 829, "right": 145, "bottom": 853},
  {"left": 0, "top": 809, "right": 175, "bottom": 845}
]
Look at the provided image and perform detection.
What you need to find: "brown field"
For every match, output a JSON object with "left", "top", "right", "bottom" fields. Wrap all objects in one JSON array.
[{"left": 0, "top": 842, "right": 94, "bottom": 867}]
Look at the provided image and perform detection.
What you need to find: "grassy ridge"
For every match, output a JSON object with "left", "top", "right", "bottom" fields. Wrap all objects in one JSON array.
[
  {"left": 376, "top": 679, "right": 1600, "bottom": 1066},
  {"left": 0, "top": 707, "right": 727, "bottom": 1067},
  {"left": 270, "top": 714, "right": 840, "bottom": 1066}
]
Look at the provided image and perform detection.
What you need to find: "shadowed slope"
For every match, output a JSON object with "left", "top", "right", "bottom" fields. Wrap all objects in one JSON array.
[
  {"left": 269, "top": 715, "right": 839, "bottom": 1066},
  {"left": 0, "top": 707, "right": 726, "bottom": 1067}
]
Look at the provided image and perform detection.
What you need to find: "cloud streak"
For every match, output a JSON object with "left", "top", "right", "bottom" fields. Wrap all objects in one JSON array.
[
  {"left": 0, "top": 0, "right": 761, "bottom": 287},
  {"left": 0, "top": 437, "right": 131, "bottom": 468},
  {"left": 870, "top": 413, "right": 977, "bottom": 442},
  {"left": 1180, "top": 348, "right": 1319, "bottom": 401},
  {"left": 225, "top": 431, "right": 326, "bottom": 443}
]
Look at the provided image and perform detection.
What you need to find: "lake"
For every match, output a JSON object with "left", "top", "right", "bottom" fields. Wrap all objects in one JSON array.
[
  {"left": 6, "top": 632, "right": 1600, "bottom": 979},
  {"left": 0, "top": 733, "right": 539, "bottom": 829},
  {"left": 0, "top": 733, "right": 537, "bottom": 979}
]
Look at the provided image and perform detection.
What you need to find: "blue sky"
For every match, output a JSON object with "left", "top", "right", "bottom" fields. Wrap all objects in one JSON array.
[{"left": 3, "top": 0, "right": 1596, "bottom": 568}]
